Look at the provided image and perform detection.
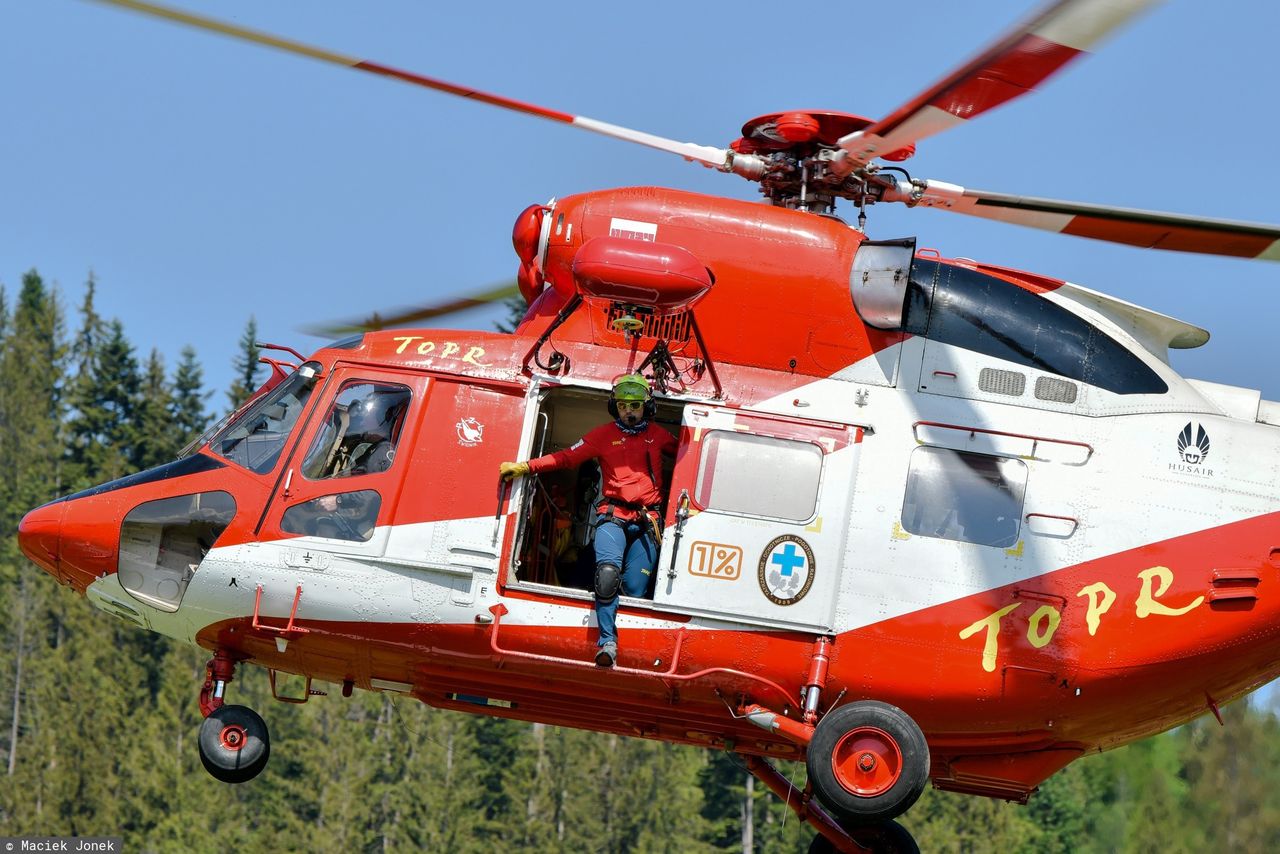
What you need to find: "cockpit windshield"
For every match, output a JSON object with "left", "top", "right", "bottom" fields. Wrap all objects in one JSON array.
[{"left": 204, "top": 363, "right": 323, "bottom": 474}]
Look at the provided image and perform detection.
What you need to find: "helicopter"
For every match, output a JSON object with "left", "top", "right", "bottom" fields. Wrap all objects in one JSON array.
[{"left": 17, "top": 0, "right": 1280, "bottom": 851}]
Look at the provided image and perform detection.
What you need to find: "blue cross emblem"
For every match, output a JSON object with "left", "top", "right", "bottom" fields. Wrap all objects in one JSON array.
[{"left": 771, "top": 543, "right": 806, "bottom": 577}]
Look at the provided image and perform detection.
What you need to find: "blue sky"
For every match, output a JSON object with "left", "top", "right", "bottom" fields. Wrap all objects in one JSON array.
[{"left": 3, "top": 0, "right": 1278, "bottom": 405}]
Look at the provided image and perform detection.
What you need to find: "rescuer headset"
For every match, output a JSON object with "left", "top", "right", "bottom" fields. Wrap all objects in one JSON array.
[{"left": 607, "top": 373, "right": 656, "bottom": 419}]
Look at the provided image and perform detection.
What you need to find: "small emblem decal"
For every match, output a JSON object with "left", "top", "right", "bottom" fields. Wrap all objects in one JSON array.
[
  {"left": 758, "top": 535, "right": 815, "bottom": 606},
  {"left": 1176, "top": 422, "right": 1210, "bottom": 464},
  {"left": 456, "top": 417, "right": 485, "bottom": 447},
  {"left": 1170, "top": 422, "right": 1215, "bottom": 478},
  {"left": 608, "top": 217, "right": 658, "bottom": 242},
  {"left": 688, "top": 541, "right": 743, "bottom": 580}
]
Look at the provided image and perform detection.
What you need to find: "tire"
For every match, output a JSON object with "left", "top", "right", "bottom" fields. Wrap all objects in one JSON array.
[
  {"left": 809, "top": 820, "right": 919, "bottom": 854},
  {"left": 198, "top": 704, "right": 270, "bottom": 783},
  {"left": 806, "top": 700, "right": 929, "bottom": 826},
  {"left": 808, "top": 834, "right": 836, "bottom": 854}
]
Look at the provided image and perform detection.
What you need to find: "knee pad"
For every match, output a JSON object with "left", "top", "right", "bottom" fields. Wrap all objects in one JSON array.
[{"left": 594, "top": 564, "right": 621, "bottom": 604}]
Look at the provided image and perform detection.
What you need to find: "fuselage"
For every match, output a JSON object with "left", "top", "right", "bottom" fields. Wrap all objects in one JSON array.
[{"left": 19, "top": 187, "right": 1280, "bottom": 802}]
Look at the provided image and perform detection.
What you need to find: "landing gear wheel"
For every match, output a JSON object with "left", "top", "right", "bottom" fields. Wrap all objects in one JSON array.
[
  {"left": 199, "top": 704, "right": 270, "bottom": 783},
  {"left": 808, "top": 819, "right": 919, "bottom": 854},
  {"left": 806, "top": 700, "right": 928, "bottom": 826}
]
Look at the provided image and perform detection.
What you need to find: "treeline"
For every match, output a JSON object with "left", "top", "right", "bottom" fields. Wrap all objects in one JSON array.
[{"left": 1, "top": 269, "right": 1278, "bottom": 852}]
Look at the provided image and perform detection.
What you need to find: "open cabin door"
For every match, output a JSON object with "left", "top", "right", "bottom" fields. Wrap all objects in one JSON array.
[{"left": 654, "top": 405, "right": 861, "bottom": 632}]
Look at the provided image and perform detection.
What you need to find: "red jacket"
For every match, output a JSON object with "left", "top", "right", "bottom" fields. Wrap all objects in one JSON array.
[{"left": 527, "top": 421, "right": 677, "bottom": 520}]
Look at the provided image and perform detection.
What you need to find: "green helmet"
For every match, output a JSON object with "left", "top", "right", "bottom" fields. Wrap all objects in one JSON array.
[{"left": 612, "top": 373, "right": 650, "bottom": 401}]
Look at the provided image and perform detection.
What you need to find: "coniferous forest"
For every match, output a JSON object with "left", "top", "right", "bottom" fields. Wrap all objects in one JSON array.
[{"left": 3, "top": 270, "right": 1280, "bottom": 852}]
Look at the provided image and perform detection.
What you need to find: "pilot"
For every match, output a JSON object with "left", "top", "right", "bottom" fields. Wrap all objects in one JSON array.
[
  {"left": 331, "top": 389, "right": 409, "bottom": 478},
  {"left": 500, "top": 373, "right": 677, "bottom": 668},
  {"left": 286, "top": 491, "right": 380, "bottom": 542}
]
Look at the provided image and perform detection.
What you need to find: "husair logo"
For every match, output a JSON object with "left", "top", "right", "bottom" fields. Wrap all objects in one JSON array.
[{"left": 1170, "top": 422, "right": 1214, "bottom": 477}]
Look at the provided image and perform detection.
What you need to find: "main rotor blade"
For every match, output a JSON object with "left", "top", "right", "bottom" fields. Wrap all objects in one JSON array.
[
  {"left": 89, "top": 0, "right": 760, "bottom": 176},
  {"left": 889, "top": 179, "right": 1280, "bottom": 261},
  {"left": 300, "top": 281, "right": 521, "bottom": 338},
  {"left": 837, "top": 0, "right": 1161, "bottom": 169}
]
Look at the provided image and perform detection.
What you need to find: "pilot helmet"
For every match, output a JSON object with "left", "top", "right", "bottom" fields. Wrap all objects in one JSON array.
[{"left": 347, "top": 387, "right": 410, "bottom": 440}]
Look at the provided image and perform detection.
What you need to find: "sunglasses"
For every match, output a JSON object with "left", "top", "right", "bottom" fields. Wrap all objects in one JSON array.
[{"left": 616, "top": 400, "right": 646, "bottom": 411}]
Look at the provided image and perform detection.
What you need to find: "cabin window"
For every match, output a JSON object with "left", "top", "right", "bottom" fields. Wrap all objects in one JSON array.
[
  {"left": 210, "top": 368, "right": 321, "bottom": 474},
  {"left": 299, "top": 381, "right": 412, "bottom": 480},
  {"left": 695, "top": 432, "right": 822, "bottom": 522},
  {"left": 119, "top": 491, "right": 237, "bottom": 612},
  {"left": 901, "top": 447, "right": 1026, "bottom": 548},
  {"left": 280, "top": 490, "right": 381, "bottom": 542},
  {"left": 903, "top": 261, "right": 1168, "bottom": 395}
]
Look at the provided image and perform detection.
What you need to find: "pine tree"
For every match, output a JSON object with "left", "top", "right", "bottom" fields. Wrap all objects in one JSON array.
[
  {"left": 699, "top": 751, "right": 750, "bottom": 849},
  {"left": 0, "top": 271, "right": 67, "bottom": 524},
  {"left": 69, "top": 272, "right": 103, "bottom": 378},
  {"left": 66, "top": 318, "right": 140, "bottom": 485},
  {"left": 132, "top": 349, "right": 176, "bottom": 470},
  {"left": 171, "top": 345, "right": 211, "bottom": 451},
  {"left": 466, "top": 715, "right": 524, "bottom": 836},
  {"left": 495, "top": 294, "right": 529, "bottom": 334},
  {"left": 227, "top": 316, "right": 261, "bottom": 410},
  {"left": 1026, "top": 760, "right": 1090, "bottom": 853},
  {"left": 1180, "top": 700, "right": 1280, "bottom": 851},
  {"left": 0, "top": 272, "right": 69, "bottom": 825},
  {"left": 64, "top": 274, "right": 105, "bottom": 490}
]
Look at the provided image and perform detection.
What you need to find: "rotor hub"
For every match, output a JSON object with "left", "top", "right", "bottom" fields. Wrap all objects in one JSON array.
[{"left": 731, "top": 111, "right": 914, "bottom": 215}]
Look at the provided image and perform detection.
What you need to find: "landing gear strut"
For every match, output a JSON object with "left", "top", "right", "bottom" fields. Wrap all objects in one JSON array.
[
  {"left": 196, "top": 651, "right": 271, "bottom": 783},
  {"left": 743, "top": 754, "right": 920, "bottom": 854}
]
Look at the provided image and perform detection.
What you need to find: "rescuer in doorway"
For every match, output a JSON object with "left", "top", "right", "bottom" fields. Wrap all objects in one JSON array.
[{"left": 499, "top": 374, "right": 677, "bottom": 668}]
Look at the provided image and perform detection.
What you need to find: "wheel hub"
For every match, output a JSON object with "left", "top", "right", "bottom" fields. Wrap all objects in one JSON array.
[
  {"left": 831, "top": 726, "right": 903, "bottom": 797},
  {"left": 219, "top": 724, "right": 248, "bottom": 752}
]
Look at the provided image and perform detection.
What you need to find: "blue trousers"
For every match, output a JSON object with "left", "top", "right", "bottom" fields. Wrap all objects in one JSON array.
[{"left": 592, "top": 515, "right": 657, "bottom": 647}]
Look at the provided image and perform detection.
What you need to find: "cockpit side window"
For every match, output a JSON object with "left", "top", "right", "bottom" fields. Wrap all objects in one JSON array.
[
  {"left": 903, "top": 261, "right": 1168, "bottom": 395},
  {"left": 280, "top": 489, "right": 382, "bottom": 541},
  {"left": 299, "top": 381, "right": 412, "bottom": 480},
  {"left": 209, "top": 366, "right": 321, "bottom": 474}
]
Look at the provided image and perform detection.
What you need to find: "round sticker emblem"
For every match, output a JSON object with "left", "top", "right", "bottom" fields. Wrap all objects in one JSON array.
[
  {"left": 757, "top": 535, "right": 815, "bottom": 606},
  {"left": 456, "top": 417, "right": 485, "bottom": 447}
]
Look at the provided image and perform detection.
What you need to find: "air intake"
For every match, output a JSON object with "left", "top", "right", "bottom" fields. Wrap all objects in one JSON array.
[
  {"left": 1035, "top": 376, "right": 1079, "bottom": 403},
  {"left": 979, "top": 368, "right": 1026, "bottom": 397}
]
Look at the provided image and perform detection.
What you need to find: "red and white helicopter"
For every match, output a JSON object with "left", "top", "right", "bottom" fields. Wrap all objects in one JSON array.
[{"left": 19, "top": 1, "right": 1280, "bottom": 851}]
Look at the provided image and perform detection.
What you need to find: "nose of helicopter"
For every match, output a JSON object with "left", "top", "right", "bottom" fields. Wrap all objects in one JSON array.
[
  {"left": 18, "top": 500, "right": 65, "bottom": 580},
  {"left": 19, "top": 495, "right": 123, "bottom": 590}
]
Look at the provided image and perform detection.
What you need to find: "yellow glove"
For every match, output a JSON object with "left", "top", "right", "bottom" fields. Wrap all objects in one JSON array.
[{"left": 499, "top": 461, "right": 531, "bottom": 481}]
